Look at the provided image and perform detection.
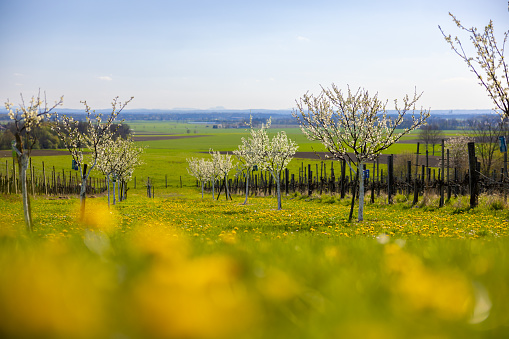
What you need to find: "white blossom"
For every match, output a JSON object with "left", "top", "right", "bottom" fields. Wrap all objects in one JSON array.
[
  {"left": 210, "top": 150, "right": 235, "bottom": 200},
  {"left": 187, "top": 157, "right": 213, "bottom": 198},
  {"left": 52, "top": 97, "right": 133, "bottom": 214},
  {"left": 257, "top": 120, "right": 298, "bottom": 210},
  {"left": 293, "top": 84, "right": 429, "bottom": 221},
  {"left": 439, "top": 13, "right": 509, "bottom": 118},
  {"left": 233, "top": 116, "right": 269, "bottom": 204},
  {"left": 4, "top": 92, "right": 63, "bottom": 232}
]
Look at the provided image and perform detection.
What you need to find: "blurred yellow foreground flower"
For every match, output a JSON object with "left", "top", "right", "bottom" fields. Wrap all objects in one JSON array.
[{"left": 0, "top": 242, "right": 114, "bottom": 338}]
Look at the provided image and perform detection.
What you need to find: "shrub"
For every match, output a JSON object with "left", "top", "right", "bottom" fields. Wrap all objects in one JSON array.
[{"left": 481, "top": 194, "right": 505, "bottom": 211}]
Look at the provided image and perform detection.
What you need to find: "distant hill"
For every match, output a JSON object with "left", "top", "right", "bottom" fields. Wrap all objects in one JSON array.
[{"left": 0, "top": 107, "right": 495, "bottom": 116}]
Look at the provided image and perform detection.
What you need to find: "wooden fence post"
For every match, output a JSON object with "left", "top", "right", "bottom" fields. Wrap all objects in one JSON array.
[
  {"left": 468, "top": 142, "right": 478, "bottom": 208},
  {"left": 371, "top": 160, "right": 375, "bottom": 203},
  {"left": 307, "top": 164, "right": 312, "bottom": 196},
  {"left": 439, "top": 139, "right": 445, "bottom": 207},
  {"left": 330, "top": 161, "right": 335, "bottom": 194},
  {"left": 413, "top": 143, "right": 420, "bottom": 205},
  {"left": 285, "top": 168, "right": 289, "bottom": 196},
  {"left": 504, "top": 150, "right": 507, "bottom": 203},
  {"left": 447, "top": 149, "right": 451, "bottom": 201},
  {"left": 6, "top": 160, "right": 9, "bottom": 194},
  {"left": 422, "top": 149, "right": 431, "bottom": 185},
  {"left": 340, "top": 159, "right": 346, "bottom": 199},
  {"left": 388, "top": 155, "right": 394, "bottom": 204},
  {"left": 13, "top": 157, "right": 17, "bottom": 194},
  {"left": 406, "top": 160, "right": 412, "bottom": 196}
]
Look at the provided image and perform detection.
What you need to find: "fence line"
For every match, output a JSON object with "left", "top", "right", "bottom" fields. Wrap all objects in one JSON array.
[
  {"left": 202, "top": 158, "right": 506, "bottom": 203},
  {"left": 2, "top": 142, "right": 507, "bottom": 205},
  {"left": 0, "top": 160, "right": 107, "bottom": 196}
]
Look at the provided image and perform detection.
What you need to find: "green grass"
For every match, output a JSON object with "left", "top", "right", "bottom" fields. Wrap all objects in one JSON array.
[
  {"left": 1, "top": 191, "right": 509, "bottom": 338},
  {"left": 0, "top": 124, "right": 466, "bottom": 190},
  {"left": 1, "top": 121, "right": 506, "bottom": 338}
]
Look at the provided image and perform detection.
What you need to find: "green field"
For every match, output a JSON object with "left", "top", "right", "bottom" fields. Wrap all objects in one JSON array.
[
  {"left": 1, "top": 122, "right": 508, "bottom": 338},
  {"left": 1, "top": 123, "right": 436, "bottom": 189}
]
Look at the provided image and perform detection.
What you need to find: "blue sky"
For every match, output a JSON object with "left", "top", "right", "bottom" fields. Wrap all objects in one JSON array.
[{"left": 0, "top": 0, "right": 507, "bottom": 110}]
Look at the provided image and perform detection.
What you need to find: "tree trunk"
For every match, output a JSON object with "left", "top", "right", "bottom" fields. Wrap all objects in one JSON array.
[
  {"left": 348, "top": 169, "right": 358, "bottom": 222},
  {"left": 80, "top": 176, "right": 87, "bottom": 221},
  {"left": 358, "top": 162, "right": 364, "bottom": 222},
  {"left": 79, "top": 164, "right": 89, "bottom": 221},
  {"left": 276, "top": 173, "right": 282, "bottom": 210},
  {"left": 243, "top": 172, "right": 250, "bottom": 205},
  {"left": 113, "top": 180, "right": 116, "bottom": 205},
  {"left": 19, "top": 153, "right": 32, "bottom": 232},
  {"left": 224, "top": 175, "right": 231, "bottom": 200},
  {"left": 201, "top": 181, "right": 204, "bottom": 198},
  {"left": 106, "top": 174, "right": 111, "bottom": 208},
  {"left": 212, "top": 180, "right": 215, "bottom": 200}
]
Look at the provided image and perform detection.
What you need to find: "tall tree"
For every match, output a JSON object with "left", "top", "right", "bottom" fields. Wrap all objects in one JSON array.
[
  {"left": 294, "top": 84, "right": 429, "bottom": 221},
  {"left": 259, "top": 129, "right": 298, "bottom": 210},
  {"left": 233, "top": 116, "right": 268, "bottom": 205},
  {"left": 97, "top": 136, "right": 145, "bottom": 207},
  {"left": 466, "top": 116, "right": 509, "bottom": 176},
  {"left": 419, "top": 123, "right": 444, "bottom": 155},
  {"left": 187, "top": 157, "right": 212, "bottom": 198},
  {"left": 114, "top": 137, "right": 145, "bottom": 202},
  {"left": 210, "top": 150, "right": 235, "bottom": 200},
  {"left": 5, "top": 92, "right": 63, "bottom": 231},
  {"left": 207, "top": 150, "right": 221, "bottom": 200},
  {"left": 440, "top": 13, "right": 509, "bottom": 118},
  {"left": 441, "top": 136, "right": 472, "bottom": 174},
  {"left": 53, "top": 97, "right": 132, "bottom": 219}
]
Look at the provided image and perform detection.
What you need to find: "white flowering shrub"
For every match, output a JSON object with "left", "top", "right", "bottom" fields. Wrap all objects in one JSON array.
[{"left": 439, "top": 136, "right": 473, "bottom": 175}]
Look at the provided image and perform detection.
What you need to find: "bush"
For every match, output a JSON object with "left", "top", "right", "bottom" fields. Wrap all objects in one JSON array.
[
  {"left": 417, "top": 193, "right": 440, "bottom": 211},
  {"left": 320, "top": 196, "right": 336, "bottom": 204},
  {"left": 481, "top": 194, "right": 505, "bottom": 211},
  {"left": 393, "top": 151, "right": 414, "bottom": 178},
  {"left": 395, "top": 194, "right": 409, "bottom": 204}
]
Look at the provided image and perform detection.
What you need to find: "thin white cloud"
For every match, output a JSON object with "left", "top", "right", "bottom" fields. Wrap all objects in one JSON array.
[
  {"left": 13, "top": 73, "right": 24, "bottom": 77},
  {"left": 297, "top": 36, "right": 310, "bottom": 42},
  {"left": 98, "top": 76, "right": 113, "bottom": 81}
]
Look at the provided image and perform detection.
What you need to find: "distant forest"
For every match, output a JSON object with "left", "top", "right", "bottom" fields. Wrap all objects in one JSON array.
[{"left": 0, "top": 122, "right": 131, "bottom": 150}]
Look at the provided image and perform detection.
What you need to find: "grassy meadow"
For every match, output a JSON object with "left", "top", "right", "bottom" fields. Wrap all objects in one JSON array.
[
  {"left": 4, "top": 122, "right": 432, "bottom": 189},
  {"left": 1, "top": 122, "right": 508, "bottom": 338}
]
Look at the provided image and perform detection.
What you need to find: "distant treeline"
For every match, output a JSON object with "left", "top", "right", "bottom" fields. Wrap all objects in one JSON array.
[
  {"left": 0, "top": 112, "right": 501, "bottom": 151},
  {"left": 120, "top": 113, "right": 499, "bottom": 131},
  {"left": 0, "top": 122, "right": 131, "bottom": 150},
  {"left": 0, "top": 110, "right": 498, "bottom": 126}
]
